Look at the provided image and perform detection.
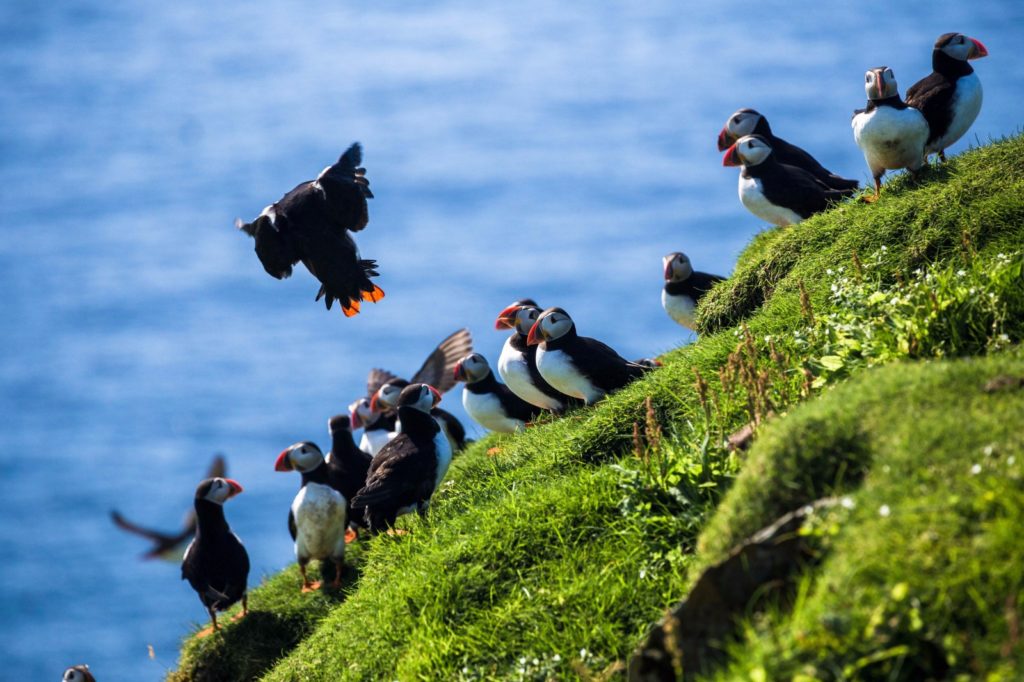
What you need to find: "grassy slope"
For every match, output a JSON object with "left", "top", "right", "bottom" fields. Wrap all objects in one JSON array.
[{"left": 171, "top": 135, "right": 1024, "bottom": 681}]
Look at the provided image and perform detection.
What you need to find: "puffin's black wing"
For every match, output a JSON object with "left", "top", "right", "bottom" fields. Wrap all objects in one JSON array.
[
  {"left": 762, "top": 163, "right": 855, "bottom": 219},
  {"left": 367, "top": 368, "right": 402, "bottom": 399},
  {"left": 349, "top": 435, "right": 436, "bottom": 510},
  {"left": 906, "top": 73, "right": 955, "bottom": 147},
  {"left": 432, "top": 408, "right": 467, "bottom": 451},
  {"left": 317, "top": 143, "right": 373, "bottom": 233},
  {"left": 110, "top": 511, "right": 193, "bottom": 554},
  {"left": 689, "top": 271, "right": 726, "bottom": 293},
  {"left": 288, "top": 509, "right": 297, "bottom": 541},
  {"left": 772, "top": 136, "right": 859, "bottom": 191},
  {"left": 576, "top": 337, "right": 650, "bottom": 392},
  {"left": 498, "top": 385, "right": 546, "bottom": 423},
  {"left": 410, "top": 328, "right": 474, "bottom": 394},
  {"left": 236, "top": 212, "right": 299, "bottom": 280}
]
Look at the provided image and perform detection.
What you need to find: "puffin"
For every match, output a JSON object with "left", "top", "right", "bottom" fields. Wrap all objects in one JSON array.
[
  {"left": 275, "top": 442, "right": 348, "bottom": 591},
  {"left": 906, "top": 33, "right": 988, "bottom": 161},
  {"left": 181, "top": 477, "right": 249, "bottom": 633},
  {"left": 661, "top": 252, "right": 726, "bottom": 330},
  {"left": 454, "top": 352, "right": 544, "bottom": 433},
  {"left": 110, "top": 454, "right": 226, "bottom": 560},
  {"left": 236, "top": 142, "right": 384, "bottom": 316},
  {"left": 348, "top": 396, "right": 396, "bottom": 457},
  {"left": 527, "top": 307, "right": 649, "bottom": 405},
  {"left": 371, "top": 381, "right": 468, "bottom": 452},
  {"left": 350, "top": 384, "right": 453, "bottom": 533},
  {"left": 494, "top": 301, "right": 577, "bottom": 413},
  {"left": 717, "top": 108, "right": 858, "bottom": 191},
  {"left": 852, "top": 67, "right": 929, "bottom": 200},
  {"left": 325, "top": 415, "right": 374, "bottom": 511},
  {"left": 63, "top": 666, "right": 96, "bottom": 682},
  {"left": 722, "top": 135, "right": 856, "bottom": 226}
]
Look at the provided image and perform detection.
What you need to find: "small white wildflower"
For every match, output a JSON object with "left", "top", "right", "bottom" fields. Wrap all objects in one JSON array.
[
  {"left": 533, "top": 658, "right": 539, "bottom": 666},
  {"left": 838, "top": 266, "right": 846, "bottom": 273},
  {"left": 841, "top": 496, "right": 855, "bottom": 509},
  {"left": 1008, "top": 456, "right": 1017, "bottom": 466},
  {"left": 983, "top": 445, "right": 995, "bottom": 457},
  {"left": 826, "top": 268, "right": 834, "bottom": 275},
  {"left": 998, "top": 334, "right": 1010, "bottom": 343},
  {"left": 969, "top": 287, "right": 977, "bottom": 295},
  {"left": 970, "top": 464, "right": 982, "bottom": 475},
  {"left": 580, "top": 648, "right": 588, "bottom": 660},
  {"left": 880, "top": 245, "right": 888, "bottom": 252},
  {"left": 957, "top": 269, "right": 967, "bottom": 277},
  {"left": 890, "top": 297, "right": 901, "bottom": 306},
  {"left": 913, "top": 268, "right": 922, "bottom": 276},
  {"left": 764, "top": 335, "right": 772, "bottom": 343},
  {"left": 552, "top": 654, "right": 561, "bottom": 663},
  {"left": 879, "top": 504, "right": 891, "bottom": 517}
]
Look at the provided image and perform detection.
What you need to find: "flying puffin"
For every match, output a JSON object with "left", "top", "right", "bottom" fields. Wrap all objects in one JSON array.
[
  {"left": 348, "top": 396, "right": 396, "bottom": 456},
  {"left": 722, "top": 135, "right": 856, "bottom": 226},
  {"left": 350, "top": 384, "right": 452, "bottom": 533},
  {"left": 275, "top": 443, "right": 348, "bottom": 591},
  {"left": 181, "top": 477, "right": 249, "bottom": 633},
  {"left": 454, "top": 352, "right": 544, "bottom": 433},
  {"left": 906, "top": 33, "right": 988, "bottom": 161},
  {"left": 110, "top": 454, "right": 226, "bottom": 560},
  {"left": 527, "top": 308, "right": 650, "bottom": 404},
  {"left": 236, "top": 142, "right": 384, "bottom": 316},
  {"left": 372, "top": 381, "right": 468, "bottom": 452},
  {"left": 852, "top": 67, "right": 929, "bottom": 201},
  {"left": 662, "top": 252, "right": 726, "bottom": 330},
  {"left": 494, "top": 301, "right": 577, "bottom": 413},
  {"left": 717, "top": 108, "right": 858, "bottom": 191},
  {"left": 63, "top": 666, "right": 96, "bottom": 682}
]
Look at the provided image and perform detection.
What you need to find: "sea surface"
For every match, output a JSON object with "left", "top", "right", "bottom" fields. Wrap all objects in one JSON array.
[{"left": 1, "top": 1, "right": 1022, "bottom": 678}]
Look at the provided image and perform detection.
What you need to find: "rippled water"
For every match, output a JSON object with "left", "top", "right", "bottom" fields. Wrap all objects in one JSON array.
[{"left": 2, "top": 1, "right": 1021, "bottom": 678}]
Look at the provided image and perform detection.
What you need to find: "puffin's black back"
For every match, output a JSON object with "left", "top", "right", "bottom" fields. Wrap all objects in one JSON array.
[
  {"left": 905, "top": 42, "right": 974, "bottom": 148},
  {"left": 742, "top": 153, "right": 855, "bottom": 219}
]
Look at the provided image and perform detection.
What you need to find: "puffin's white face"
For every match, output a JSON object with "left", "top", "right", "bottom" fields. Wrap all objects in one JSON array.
[
  {"left": 663, "top": 252, "right": 692, "bottom": 282},
  {"left": 514, "top": 306, "right": 540, "bottom": 336},
  {"left": 374, "top": 383, "right": 403, "bottom": 411},
  {"left": 63, "top": 667, "right": 91, "bottom": 682},
  {"left": 732, "top": 135, "right": 772, "bottom": 166},
  {"left": 939, "top": 33, "right": 987, "bottom": 61},
  {"left": 397, "top": 383, "right": 442, "bottom": 412},
  {"left": 279, "top": 442, "right": 323, "bottom": 473},
  {"left": 726, "top": 109, "right": 760, "bottom": 140},
  {"left": 864, "top": 67, "right": 898, "bottom": 100},
  {"left": 200, "top": 477, "right": 243, "bottom": 505},
  {"left": 348, "top": 397, "right": 377, "bottom": 430},
  {"left": 530, "top": 309, "right": 574, "bottom": 344},
  {"left": 455, "top": 353, "right": 491, "bottom": 383}
]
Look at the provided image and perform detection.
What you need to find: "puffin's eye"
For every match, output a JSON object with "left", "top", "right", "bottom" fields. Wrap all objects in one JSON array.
[{"left": 732, "top": 116, "right": 740, "bottom": 123}]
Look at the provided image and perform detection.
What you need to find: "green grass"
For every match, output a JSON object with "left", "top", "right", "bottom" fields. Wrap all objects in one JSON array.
[{"left": 170, "top": 135, "right": 1024, "bottom": 681}]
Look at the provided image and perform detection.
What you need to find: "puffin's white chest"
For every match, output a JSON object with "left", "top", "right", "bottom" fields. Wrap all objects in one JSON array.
[
  {"left": 662, "top": 289, "right": 697, "bottom": 330},
  {"left": 931, "top": 72, "right": 982, "bottom": 154},
  {"left": 462, "top": 388, "right": 525, "bottom": 433},
  {"left": 536, "top": 346, "right": 604, "bottom": 404},
  {"left": 360, "top": 428, "right": 393, "bottom": 457},
  {"left": 498, "top": 339, "right": 562, "bottom": 410},
  {"left": 738, "top": 175, "right": 802, "bottom": 226},
  {"left": 431, "top": 428, "right": 454, "bottom": 494},
  {"left": 852, "top": 105, "right": 928, "bottom": 173},
  {"left": 292, "top": 482, "right": 347, "bottom": 561}
]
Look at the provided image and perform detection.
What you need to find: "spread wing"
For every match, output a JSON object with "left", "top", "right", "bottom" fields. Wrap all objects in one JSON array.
[
  {"left": 367, "top": 368, "right": 401, "bottom": 398},
  {"left": 111, "top": 511, "right": 190, "bottom": 544},
  {"left": 350, "top": 435, "right": 436, "bottom": 509},
  {"left": 236, "top": 211, "right": 299, "bottom": 280},
  {"left": 410, "top": 328, "right": 474, "bottom": 393},
  {"left": 317, "top": 142, "right": 374, "bottom": 233}
]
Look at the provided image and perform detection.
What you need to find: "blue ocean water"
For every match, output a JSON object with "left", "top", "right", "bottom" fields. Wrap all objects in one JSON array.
[{"left": 1, "top": 1, "right": 1021, "bottom": 678}]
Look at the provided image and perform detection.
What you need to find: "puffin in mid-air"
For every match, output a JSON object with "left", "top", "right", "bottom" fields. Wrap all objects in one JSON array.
[
  {"left": 349, "top": 396, "right": 396, "bottom": 457},
  {"left": 350, "top": 384, "right": 452, "bottom": 533},
  {"left": 372, "top": 381, "right": 468, "bottom": 452},
  {"left": 852, "top": 67, "right": 929, "bottom": 201},
  {"left": 662, "top": 252, "right": 726, "bottom": 330},
  {"left": 181, "top": 477, "right": 249, "bottom": 633},
  {"left": 906, "top": 33, "right": 988, "bottom": 161},
  {"left": 63, "top": 666, "right": 96, "bottom": 682},
  {"left": 717, "top": 108, "right": 858, "bottom": 191},
  {"left": 527, "top": 308, "right": 650, "bottom": 404},
  {"left": 454, "top": 352, "right": 544, "bottom": 433},
  {"left": 110, "top": 454, "right": 226, "bottom": 560},
  {"left": 275, "top": 443, "right": 349, "bottom": 591},
  {"left": 495, "top": 301, "right": 577, "bottom": 413},
  {"left": 236, "top": 142, "right": 384, "bottom": 316},
  {"left": 722, "top": 135, "right": 856, "bottom": 226}
]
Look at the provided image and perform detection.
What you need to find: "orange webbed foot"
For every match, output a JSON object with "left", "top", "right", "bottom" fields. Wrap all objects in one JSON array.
[
  {"left": 301, "top": 581, "right": 322, "bottom": 593},
  {"left": 344, "top": 528, "right": 358, "bottom": 543}
]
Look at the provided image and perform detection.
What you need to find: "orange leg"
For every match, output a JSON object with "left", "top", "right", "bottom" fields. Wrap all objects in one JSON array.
[
  {"left": 344, "top": 527, "right": 358, "bottom": 544},
  {"left": 331, "top": 560, "right": 345, "bottom": 589},
  {"left": 299, "top": 562, "right": 321, "bottom": 593}
]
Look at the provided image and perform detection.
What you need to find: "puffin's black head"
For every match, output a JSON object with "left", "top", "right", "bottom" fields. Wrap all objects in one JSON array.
[
  {"left": 864, "top": 66, "right": 899, "bottom": 101},
  {"left": 722, "top": 134, "right": 772, "bottom": 168},
  {"left": 663, "top": 252, "right": 693, "bottom": 283},
  {"left": 63, "top": 665, "right": 96, "bottom": 682},
  {"left": 453, "top": 353, "right": 492, "bottom": 384},
  {"left": 717, "top": 108, "right": 764, "bottom": 151},
  {"left": 328, "top": 414, "right": 352, "bottom": 434},
  {"left": 195, "top": 477, "right": 243, "bottom": 504},
  {"left": 274, "top": 441, "right": 324, "bottom": 473},
  {"left": 527, "top": 307, "right": 575, "bottom": 346},
  {"left": 396, "top": 383, "right": 442, "bottom": 412},
  {"left": 934, "top": 32, "right": 988, "bottom": 61}
]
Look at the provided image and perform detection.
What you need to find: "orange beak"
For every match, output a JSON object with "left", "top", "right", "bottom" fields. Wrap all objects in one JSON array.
[
  {"left": 716, "top": 126, "right": 732, "bottom": 152},
  {"left": 274, "top": 449, "right": 293, "bottom": 472},
  {"left": 722, "top": 143, "right": 741, "bottom": 167},
  {"left": 969, "top": 38, "right": 988, "bottom": 59},
  {"left": 349, "top": 407, "right": 363, "bottom": 430},
  {"left": 428, "top": 385, "right": 442, "bottom": 406},
  {"left": 495, "top": 305, "right": 522, "bottom": 330},
  {"left": 663, "top": 257, "right": 674, "bottom": 281},
  {"left": 453, "top": 361, "right": 465, "bottom": 382},
  {"left": 225, "top": 479, "right": 244, "bottom": 496},
  {"left": 369, "top": 392, "right": 381, "bottom": 412}
]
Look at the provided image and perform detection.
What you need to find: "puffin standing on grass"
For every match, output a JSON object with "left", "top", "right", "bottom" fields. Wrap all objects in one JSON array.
[
  {"left": 852, "top": 67, "right": 930, "bottom": 201},
  {"left": 495, "top": 301, "right": 576, "bottom": 413},
  {"left": 454, "top": 352, "right": 544, "bottom": 433},
  {"left": 717, "top": 109, "right": 858, "bottom": 191},
  {"left": 236, "top": 142, "right": 384, "bottom": 316},
  {"left": 906, "top": 33, "right": 988, "bottom": 161},
  {"left": 527, "top": 308, "right": 649, "bottom": 405},
  {"left": 661, "top": 252, "right": 726, "bottom": 330},
  {"left": 722, "top": 135, "right": 856, "bottom": 226},
  {"left": 63, "top": 666, "right": 96, "bottom": 682},
  {"left": 350, "top": 384, "right": 453, "bottom": 534},
  {"left": 275, "top": 443, "right": 349, "bottom": 591},
  {"left": 181, "top": 477, "right": 249, "bottom": 634},
  {"left": 372, "top": 381, "right": 468, "bottom": 452}
]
